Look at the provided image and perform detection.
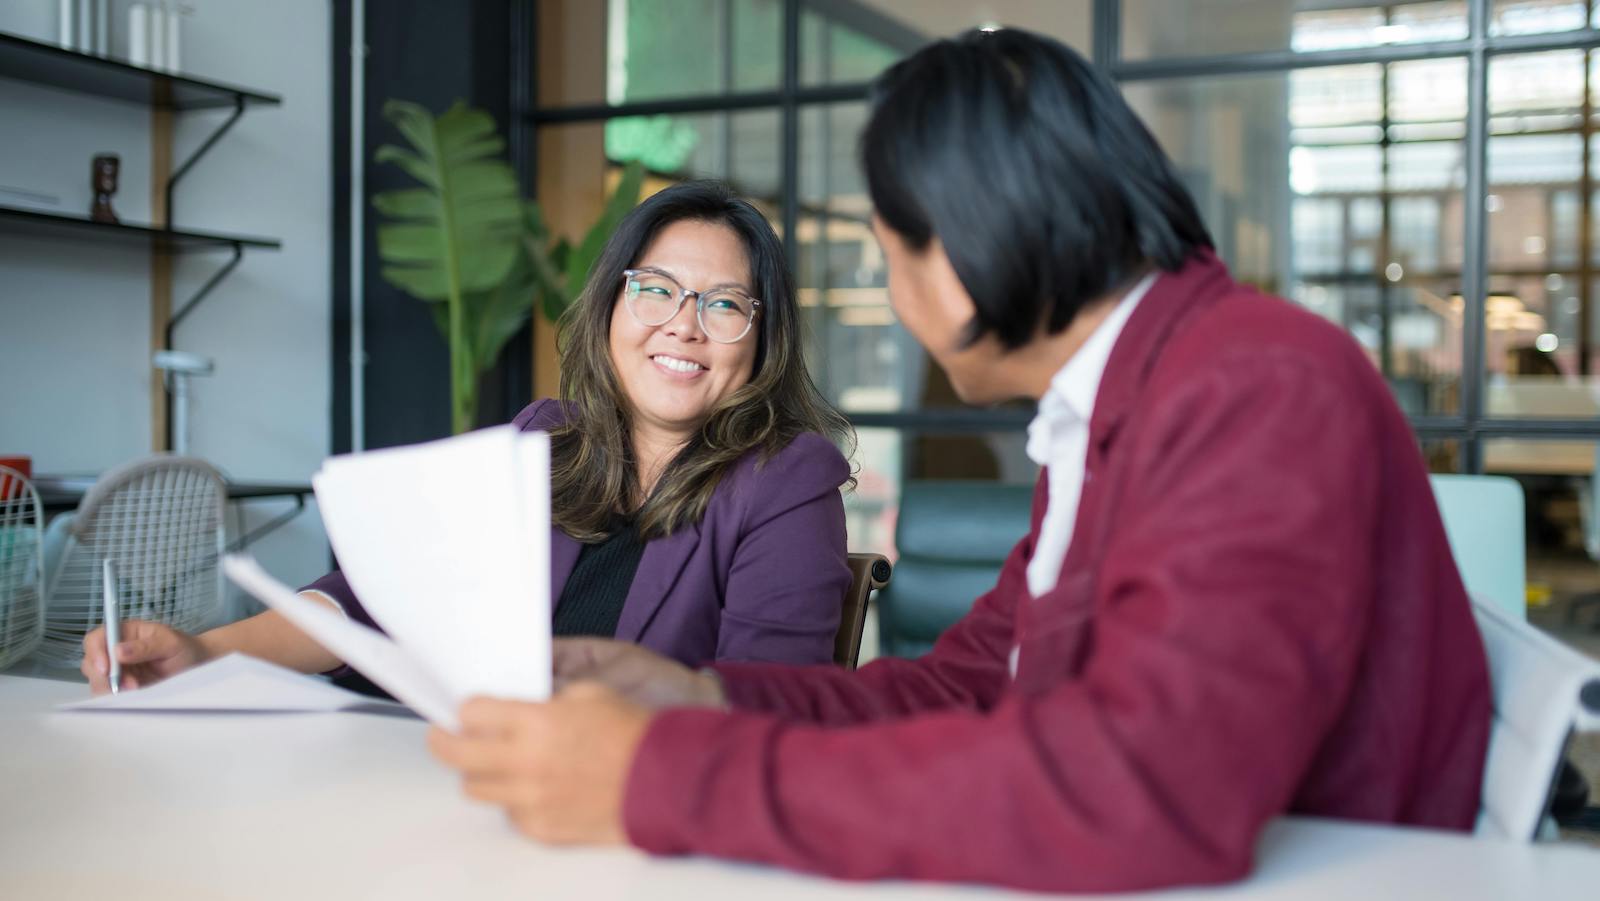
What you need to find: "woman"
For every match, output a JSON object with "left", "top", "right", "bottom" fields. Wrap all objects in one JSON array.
[{"left": 82, "top": 181, "right": 855, "bottom": 691}]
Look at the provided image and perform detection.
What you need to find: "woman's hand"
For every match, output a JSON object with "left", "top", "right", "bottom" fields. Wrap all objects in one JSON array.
[
  {"left": 428, "top": 683, "right": 654, "bottom": 845},
  {"left": 553, "top": 638, "right": 726, "bottom": 710},
  {"left": 80, "top": 620, "right": 212, "bottom": 694}
]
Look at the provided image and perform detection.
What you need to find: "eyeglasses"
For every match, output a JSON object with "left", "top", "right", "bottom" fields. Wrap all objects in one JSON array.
[{"left": 621, "top": 268, "right": 762, "bottom": 344}]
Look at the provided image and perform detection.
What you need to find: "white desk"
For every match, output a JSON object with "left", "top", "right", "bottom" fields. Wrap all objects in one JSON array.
[{"left": 2, "top": 673, "right": 1598, "bottom": 900}]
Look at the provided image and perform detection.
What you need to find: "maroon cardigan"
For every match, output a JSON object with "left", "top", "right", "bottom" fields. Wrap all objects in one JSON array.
[
  {"left": 305, "top": 399, "right": 852, "bottom": 667},
  {"left": 621, "top": 251, "right": 1492, "bottom": 892}
]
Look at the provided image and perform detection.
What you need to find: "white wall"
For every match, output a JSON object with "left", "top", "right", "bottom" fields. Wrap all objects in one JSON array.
[{"left": 0, "top": 0, "right": 333, "bottom": 613}]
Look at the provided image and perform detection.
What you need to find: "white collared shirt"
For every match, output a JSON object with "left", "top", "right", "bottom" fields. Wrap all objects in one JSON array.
[{"left": 1023, "top": 271, "right": 1158, "bottom": 600}]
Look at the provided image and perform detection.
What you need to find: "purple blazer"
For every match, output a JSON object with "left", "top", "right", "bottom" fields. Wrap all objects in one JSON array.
[{"left": 305, "top": 398, "right": 852, "bottom": 667}]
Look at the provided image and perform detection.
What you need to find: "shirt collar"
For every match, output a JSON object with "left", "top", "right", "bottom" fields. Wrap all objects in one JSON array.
[{"left": 1026, "top": 270, "right": 1159, "bottom": 466}]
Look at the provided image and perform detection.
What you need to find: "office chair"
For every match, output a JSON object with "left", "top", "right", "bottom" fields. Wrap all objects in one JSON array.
[
  {"left": 1429, "top": 474, "right": 1526, "bottom": 620},
  {"left": 1471, "top": 594, "right": 1600, "bottom": 841},
  {"left": 877, "top": 480, "right": 1033, "bottom": 658},
  {"left": 34, "top": 456, "right": 226, "bottom": 665},
  {"left": 0, "top": 465, "right": 45, "bottom": 667},
  {"left": 836, "top": 552, "right": 891, "bottom": 669}
]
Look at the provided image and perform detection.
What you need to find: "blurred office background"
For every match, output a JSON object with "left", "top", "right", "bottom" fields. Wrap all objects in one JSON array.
[{"left": 6, "top": 1, "right": 1600, "bottom": 660}]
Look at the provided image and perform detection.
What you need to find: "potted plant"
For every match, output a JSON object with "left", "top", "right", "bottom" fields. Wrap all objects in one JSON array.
[{"left": 372, "top": 100, "right": 644, "bottom": 433}]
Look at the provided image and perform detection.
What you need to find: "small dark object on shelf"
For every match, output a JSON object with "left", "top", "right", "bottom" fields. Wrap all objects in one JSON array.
[{"left": 90, "top": 152, "right": 118, "bottom": 223}]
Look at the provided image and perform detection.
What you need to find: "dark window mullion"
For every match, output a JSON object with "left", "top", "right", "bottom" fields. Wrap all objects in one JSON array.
[
  {"left": 1111, "top": 30, "right": 1600, "bottom": 84},
  {"left": 1092, "top": 0, "right": 1119, "bottom": 71},
  {"left": 1462, "top": 0, "right": 1492, "bottom": 473},
  {"left": 780, "top": 0, "right": 801, "bottom": 266},
  {"left": 849, "top": 410, "right": 1036, "bottom": 433},
  {"left": 1113, "top": 40, "right": 1476, "bottom": 82},
  {"left": 1471, "top": 418, "right": 1600, "bottom": 435},
  {"left": 527, "top": 83, "right": 872, "bottom": 124},
  {"left": 1581, "top": 46, "right": 1594, "bottom": 378}
]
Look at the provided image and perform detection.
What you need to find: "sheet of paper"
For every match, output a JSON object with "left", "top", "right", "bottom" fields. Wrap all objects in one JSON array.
[
  {"left": 222, "top": 555, "right": 462, "bottom": 729},
  {"left": 310, "top": 425, "right": 551, "bottom": 702},
  {"left": 59, "top": 652, "right": 404, "bottom": 714}
]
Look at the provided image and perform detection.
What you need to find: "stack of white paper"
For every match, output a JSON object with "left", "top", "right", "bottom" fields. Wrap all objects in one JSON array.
[
  {"left": 62, "top": 653, "right": 408, "bottom": 715},
  {"left": 223, "top": 425, "right": 552, "bottom": 730}
]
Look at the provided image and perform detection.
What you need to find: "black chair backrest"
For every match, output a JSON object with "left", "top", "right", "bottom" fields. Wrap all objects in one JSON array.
[{"left": 877, "top": 480, "right": 1033, "bottom": 659}]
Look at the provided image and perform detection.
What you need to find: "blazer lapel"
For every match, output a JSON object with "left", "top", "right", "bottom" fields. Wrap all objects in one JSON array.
[
  {"left": 1016, "top": 254, "right": 1237, "bottom": 686},
  {"left": 1089, "top": 249, "right": 1232, "bottom": 458},
  {"left": 550, "top": 528, "right": 581, "bottom": 611},
  {"left": 1063, "top": 249, "right": 1235, "bottom": 579},
  {"left": 614, "top": 521, "right": 700, "bottom": 642}
]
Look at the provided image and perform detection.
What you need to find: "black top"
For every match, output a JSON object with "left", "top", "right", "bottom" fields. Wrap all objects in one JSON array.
[{"left": 552, "top": 518, "right": 646, "bottom": 638}]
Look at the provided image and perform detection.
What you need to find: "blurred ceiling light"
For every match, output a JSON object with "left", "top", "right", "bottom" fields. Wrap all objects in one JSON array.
[
  {"left": 1451, "top": 293, "right": 1542, "bottom": 332},
  {"left": 1289, "top": 146, "right": 1318, "bottom": 194},
  {"left": 1536, "top": 333, "right": 1560, "bottom": 353},
  {"left": 1385, "top": 262, "right": 1404, "bottom": 282},
  {"left": 1486, "top": 294, "right": 1525, "bottom": 316},
  {"left": 1511, "top": 311, "right": 1547, "bottom": 331},
  {"left": 837, "top": 306, "right": 897, "bottom": 327}
]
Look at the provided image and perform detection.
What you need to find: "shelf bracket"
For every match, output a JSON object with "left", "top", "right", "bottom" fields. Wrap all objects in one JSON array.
[
  {"left": 164, "top": 242, "right": 244, "bottom": 350},
  {"left": 164, "top": 93, "right": 247, "bottom": 228},
  {"left": 161, "top": 241, "right": 244, "bottom": 450}
]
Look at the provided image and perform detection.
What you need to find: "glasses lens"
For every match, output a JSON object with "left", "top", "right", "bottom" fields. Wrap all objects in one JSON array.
[
  {"left": 700, "top": 292, "right": 755, "bottom": 342},
  {"left": 625, "top": 272, "right": 681, "bottom": 325}
]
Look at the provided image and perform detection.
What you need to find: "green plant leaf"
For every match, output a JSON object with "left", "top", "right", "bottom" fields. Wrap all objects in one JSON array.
[
  {"left": 550, "top": 237, "right": 571, "bottom": 277},
  {"left": 426, "top": 295, "right": 450, "bottom": 340},
  {"left": 468, "top": 253, "right": 538, "bottom": 371},
  {"left": 526, "top": 240, "right": 569, "bottom": 322},
  {"left": 380, "top": 264, "right": 449, "bottom": 301},
  {"left": 383, "top": 100, "right": 438, "bottom": 161},
  {"left": 376, "top": 224, "right": 446, "bottom": 263},
  {"left": 444, "top": 135, "right": 507, "bottom": 165},
  {"left": 372, "top": 99, "right": 523, "bottom": 302},
  {"left": 370, "top": 188, "right": 439, "bottom": 219},
  {"left": 372, "top": 98, "right": 526, "bottom": 434},
  {"left": 373, "top": 145, "right": 438, "bottom": 189},
  {"left": 523, "top": 201, "right": 548, "bottom": 241},
  {"left": 540, "top": 288, "right": 567, "bottom": 324},
  {"left": 565, "top": 161, "right": 646, "bottom": 293}
]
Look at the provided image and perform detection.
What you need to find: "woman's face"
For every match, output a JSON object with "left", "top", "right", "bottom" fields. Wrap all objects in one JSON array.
[{"left": 608, "top": 219, "right": 760, "bottom": 441}]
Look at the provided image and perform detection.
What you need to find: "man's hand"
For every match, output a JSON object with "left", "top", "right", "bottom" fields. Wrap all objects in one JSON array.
[
  {"left": 427, "top": 683, "right": 654, "bottom": 845},
  {"left": 553, "top": 638, "right": 727, "bottom": 710}
]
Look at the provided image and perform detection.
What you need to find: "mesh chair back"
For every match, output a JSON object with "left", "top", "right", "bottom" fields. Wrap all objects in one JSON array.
[
  {"left": 35, "top": 457, "right": 225, "bottom": 665},
  {"left": 0, "top": 465, "right": 45, "bottom": 666}
]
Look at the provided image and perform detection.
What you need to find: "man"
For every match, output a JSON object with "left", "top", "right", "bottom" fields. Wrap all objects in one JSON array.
[{"left": 429, "top": 28, "right": 1490, "bottom": 893}]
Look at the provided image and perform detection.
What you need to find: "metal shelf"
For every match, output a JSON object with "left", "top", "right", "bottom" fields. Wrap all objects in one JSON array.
[
  {"left": 0, "top": 32, "right": 286, "bottom": 453},
  {"left": 0, "top": 30, "right": 280, "bottom": 110},
  {"left": 0, "top": 205, "right": 279, "bottom": 252}
]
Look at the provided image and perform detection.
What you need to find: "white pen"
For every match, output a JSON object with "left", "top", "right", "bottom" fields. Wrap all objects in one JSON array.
[{"left": 102, "top": 559, "right": 121, "bottom": 694}]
